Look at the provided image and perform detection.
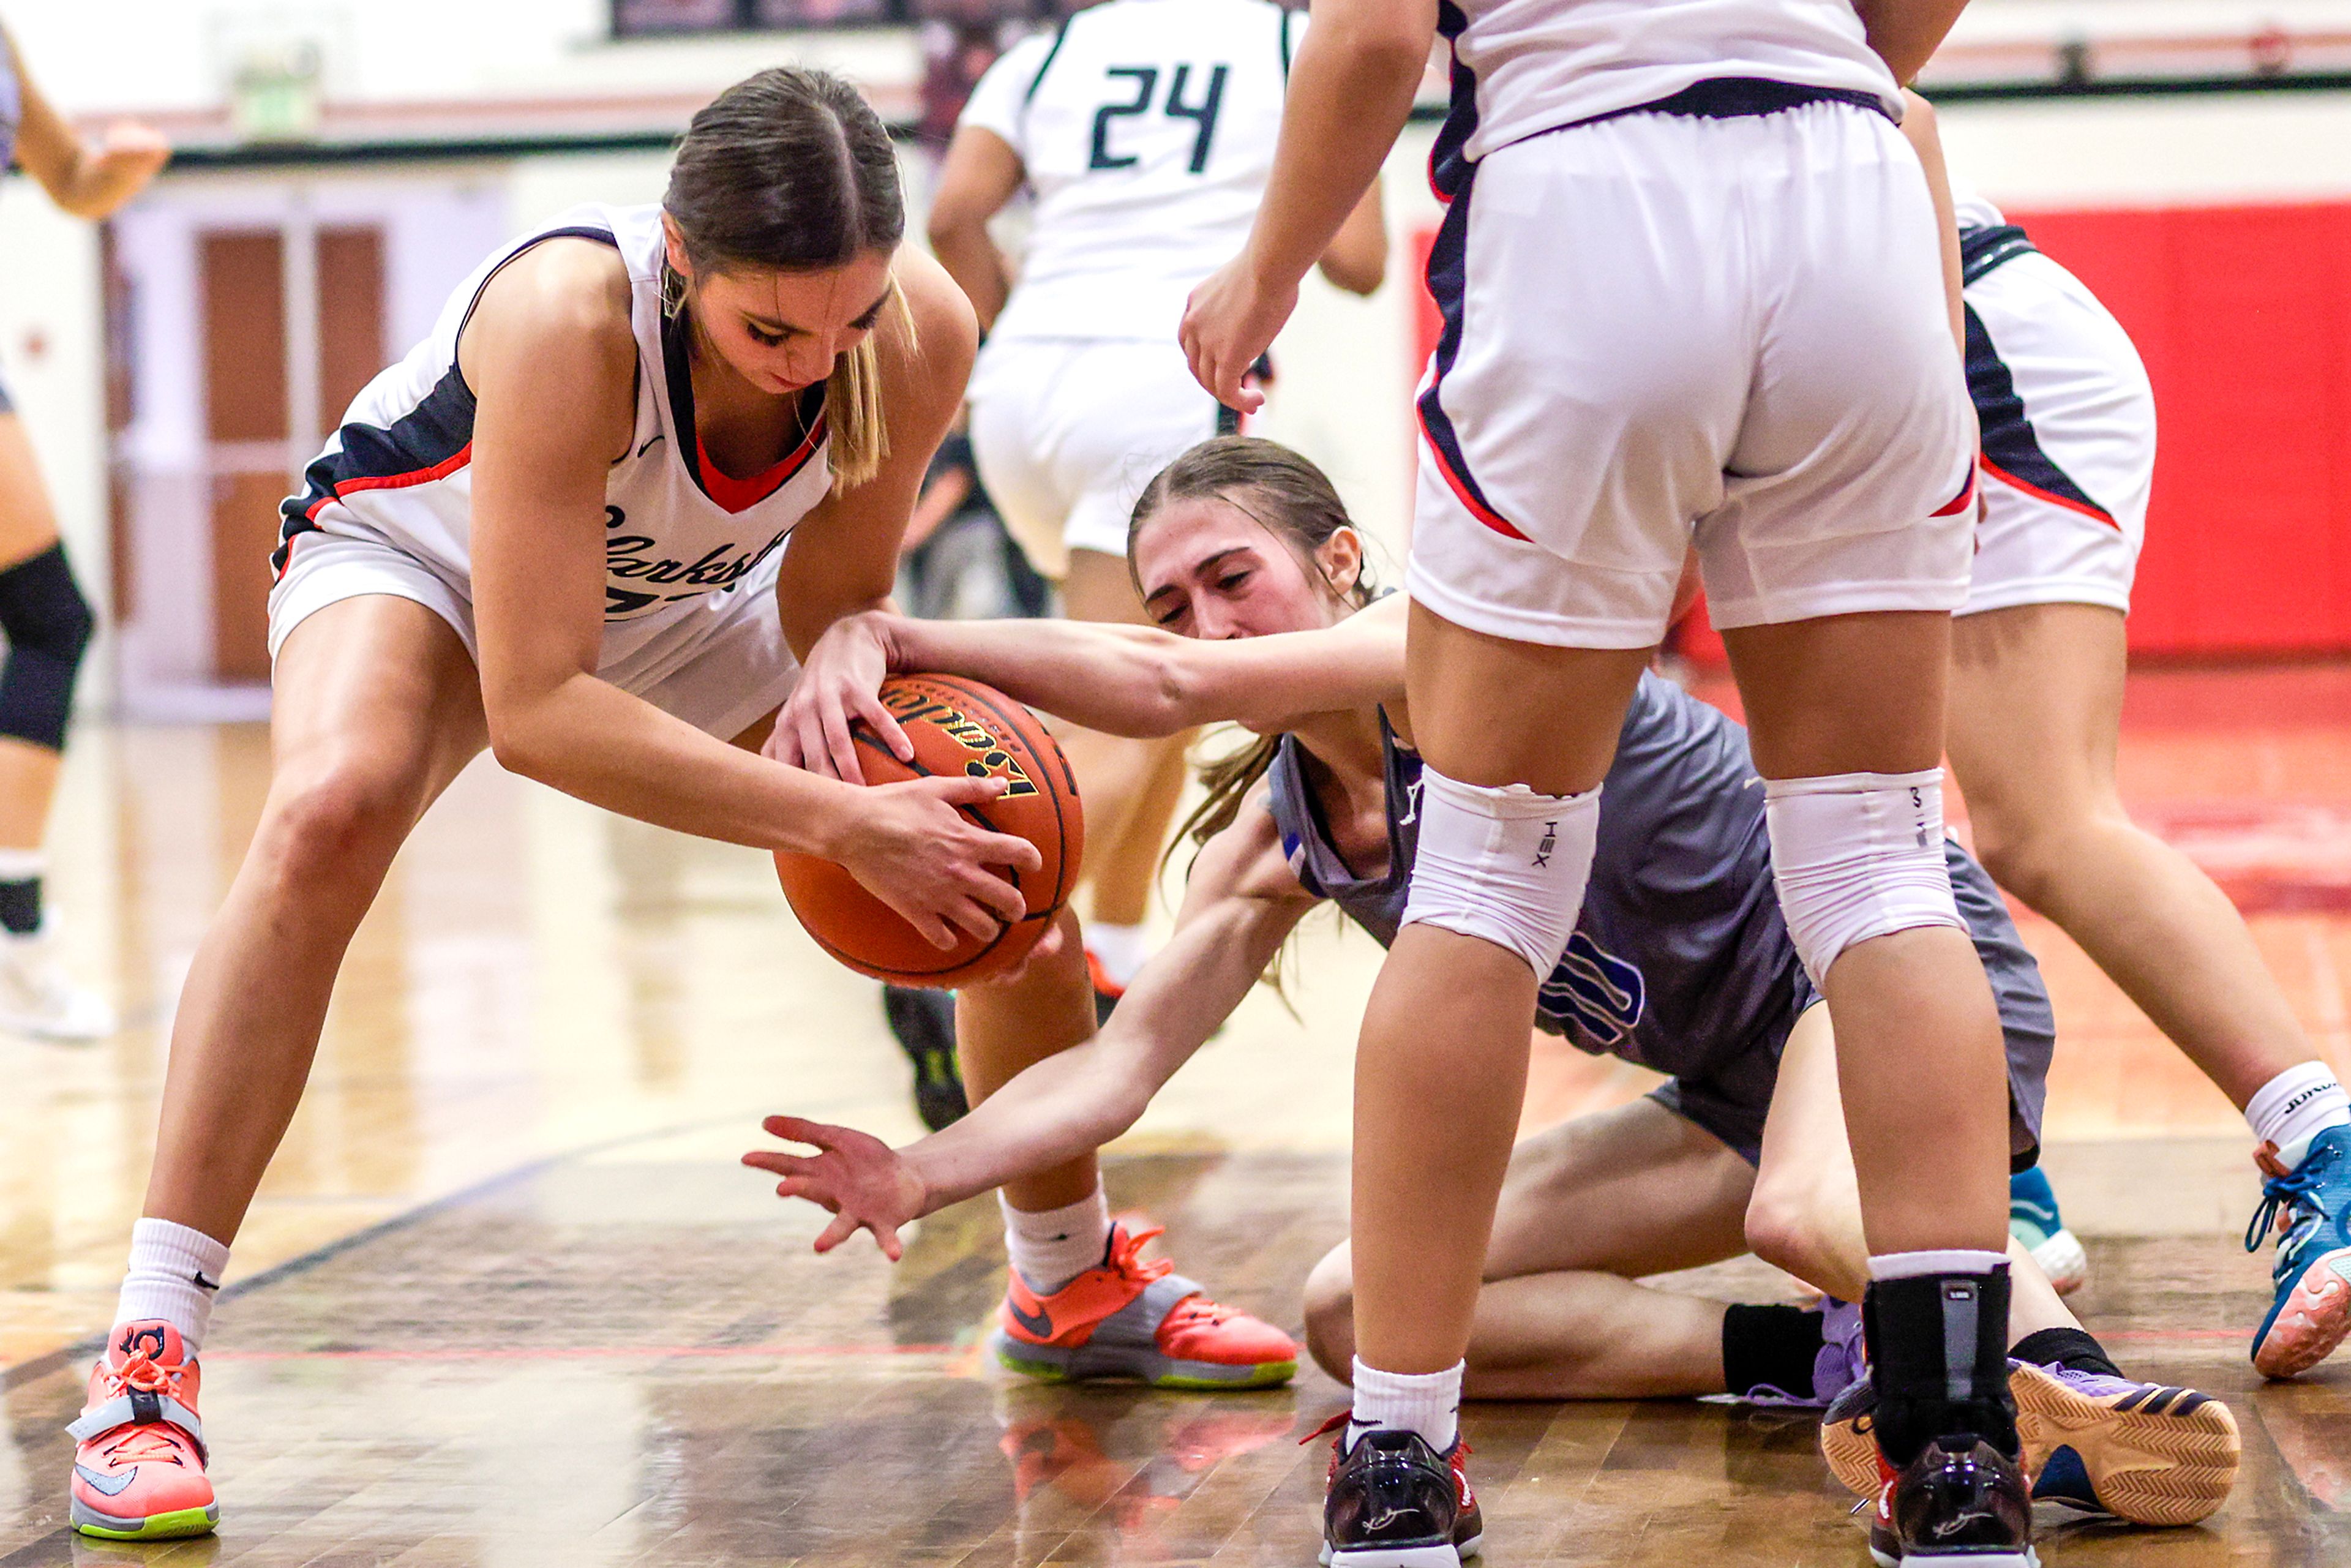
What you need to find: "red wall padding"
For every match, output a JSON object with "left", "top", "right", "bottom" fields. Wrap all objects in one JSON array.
[
  {"left": 2014, "top": 203, "right": 2351, "bottom": 655},
  {"left": 1408, "top": 201, "right": 2351, "bottom": 658}
]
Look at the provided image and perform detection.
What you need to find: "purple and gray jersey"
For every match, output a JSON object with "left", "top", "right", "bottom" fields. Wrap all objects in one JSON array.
[{"left": 1265, "top": 671, "right": 2053, "bottom": 1165}]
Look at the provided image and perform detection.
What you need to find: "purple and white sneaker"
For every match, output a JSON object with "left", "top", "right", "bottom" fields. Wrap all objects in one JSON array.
[{"left": 1729, "top": 1297, "right": 1865, "bottom": 1409}]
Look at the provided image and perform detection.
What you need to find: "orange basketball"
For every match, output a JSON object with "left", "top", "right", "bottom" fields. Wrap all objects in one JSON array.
[{"left": 776, "top": 673, "right": 1084, "bottom": 987}]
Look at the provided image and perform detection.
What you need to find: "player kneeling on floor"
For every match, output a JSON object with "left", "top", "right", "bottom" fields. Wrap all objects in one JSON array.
[{"left": 748, "top": 437, "right": 2241, "bottom": 1536}]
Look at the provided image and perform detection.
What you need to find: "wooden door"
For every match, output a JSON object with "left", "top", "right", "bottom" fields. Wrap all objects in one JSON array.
[{"left": 198, "top": 223, "right": 385, "bottom": 683}]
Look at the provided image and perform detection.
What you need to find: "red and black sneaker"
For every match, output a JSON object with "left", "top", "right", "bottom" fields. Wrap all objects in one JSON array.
[
  {"left": 1867, "top": 1434, "right": 2034, "bottom": 1567},
  {"left": 1311, "top": 1414, "right": 1482, "bottom": 1567}
]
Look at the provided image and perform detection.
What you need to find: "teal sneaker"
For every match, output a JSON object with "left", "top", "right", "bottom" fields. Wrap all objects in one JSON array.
[
  {"left": 2248, "top": 1124, "right": 2351, "bottom": 1378},
  {"left": 2009, "top": 1166, "right": 2087, "bottom": 1296}
]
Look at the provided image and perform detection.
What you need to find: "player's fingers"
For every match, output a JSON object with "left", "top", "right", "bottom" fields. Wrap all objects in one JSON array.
[
  {"left": 895, "top": 903, "right": 958, "bottom": 951},
  {"left": 795, "top": 707, "right": 839, "bottom": 781},
  {"left": 820, "top": 701, "right": 865, "bottom": 787},
  {"left": 767, "top": 715, "right": 807, "bottom": 770},
  {"left": 945, "top": 896, "right": 1004, "bottom": 944},
  {"left": 929, "top": 773, "right": 1010, "bottom": 808},
  {"left": 771, "top": 1177, "right": 835, "bottom": 1209},
  {"left": 972, "top": 826, "right": 1044, "bottom": 876},
  {"left": 742, "top": 1150, "right": 818, "bottom": 1181},
  {"left": 815, "top": 1212, "right": 861, "bottom": 1253},
  {"left": 876, "top": 1221, "right": 906, "bottom": 1262},
  {"left": 854, "top": 690, "right": 914, "bottom": 763},
  {"left": 761, "top": 1114, "right": 841, "bottom": 1148},
  {"left": 964, "top": 868, "right": 1027, "bottom": 925}
]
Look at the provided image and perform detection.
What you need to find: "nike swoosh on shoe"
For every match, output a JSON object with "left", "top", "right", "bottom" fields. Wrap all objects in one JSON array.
[{"left": 75, "top": 1465, "right": 135, "bottom": 1498}]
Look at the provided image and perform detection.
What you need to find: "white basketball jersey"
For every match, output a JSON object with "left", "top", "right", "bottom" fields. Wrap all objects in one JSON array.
[
  {"left": 960, "top": 0, "right": 1299, "bottom": 342},
  {"left": 275, "top": 203, "right": 832, "bottom": 621},
  {"left": 1440, "top": 0, "right": 1899, "bottom": 165}
]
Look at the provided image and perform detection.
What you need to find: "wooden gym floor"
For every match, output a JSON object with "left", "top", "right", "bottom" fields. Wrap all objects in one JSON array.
[{"left": 2, "top": 661, "right": 2349, "bottom": 1565}]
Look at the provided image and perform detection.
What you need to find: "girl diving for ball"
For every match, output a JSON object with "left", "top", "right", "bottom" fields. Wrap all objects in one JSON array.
[{"left": 752, "top": 435, "right": 2240, "bottom": 1531}]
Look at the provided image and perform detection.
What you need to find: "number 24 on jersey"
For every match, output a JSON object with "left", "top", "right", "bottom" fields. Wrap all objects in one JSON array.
[{"left": 1090, "top": 64, "right": 1230, "bottom": 173}]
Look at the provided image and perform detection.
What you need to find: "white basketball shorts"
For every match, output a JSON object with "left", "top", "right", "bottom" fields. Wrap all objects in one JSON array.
[
  {"left": 1959, "top": 245, "right": 2155, "bottom": 617},
  {"left": 268, "top": 531, "right": 800, "bottom": 742},
  {"left": 968, "top": 336, "right": 1228, "bottom": 580},
  {"left": 1408, "top": 99, "right": 1978, "bottom": 648}
]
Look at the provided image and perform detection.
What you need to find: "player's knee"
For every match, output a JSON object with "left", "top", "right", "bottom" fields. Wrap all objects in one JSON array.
[
  {"left": 1300, "top": 1244, "right": 1357, "bottom": 1382},
  {"left": 1742, "top": 1187, "right": 1830, "bottom": 1283},
  {"left": 1967, "top": 805, "right": 2118, "bottom": 913},
  {"left": 260, "top": 759, "right": 418, "bottom": 890},
  {"left": 1762, "top": 770, "right": 1964, "bottom": 985},
  {"left": 0, "top": 544, "right": 94, "bottom": 752},
  {"left": 1400, "top": 767, "right": 1600, "bottom": 975}
]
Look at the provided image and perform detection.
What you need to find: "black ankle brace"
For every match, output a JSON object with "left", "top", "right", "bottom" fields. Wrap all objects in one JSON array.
[{"left": 1864, "top": 1265, "right": 2019, "bottom": 1467}]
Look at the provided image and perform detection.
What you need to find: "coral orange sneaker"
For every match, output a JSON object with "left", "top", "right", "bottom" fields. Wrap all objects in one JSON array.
[
  {"left": 989, "top": 1221, "right": 1298, "bottom": 1389},
  {"left": 67, "top": 1321, "right": 217, "bottom": 1540}
]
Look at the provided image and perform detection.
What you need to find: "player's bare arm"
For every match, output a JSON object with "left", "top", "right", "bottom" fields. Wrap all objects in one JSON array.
[
  {"left": 1317, "top": 181, "right": 1390, "bottom": 296},
  {"left": 777, "top": 591, "right": 1406, "bottom": 779},
  {"left": 1899, "top": 90, "right": 1967, "bottom": 348},
  {"left": 1180, "top": 0, "right": 1434, "bottom": 408},
  {"left": 1854, "top": 0, "right": 1973, "bottom": 85},
  {"left": 745, "top": 797, "right": 1314, "bottom": 1255},
  {"left": 3, "top": 23, "right": 168, "bottom": 220},
  {"left": 926, "top": 126, "right": 1025, "bottom": 331}
]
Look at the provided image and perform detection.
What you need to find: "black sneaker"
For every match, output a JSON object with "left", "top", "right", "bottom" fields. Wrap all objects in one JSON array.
[
  {"left": 1315, "top": 1419, "right": 1482, "bottom": 1567},
  {"left": 1867, "top": 1436, "right": 2036, "bottom": 1567},
  {"left": 881, "top": 985, "right": 967, "bottom": 1132}
]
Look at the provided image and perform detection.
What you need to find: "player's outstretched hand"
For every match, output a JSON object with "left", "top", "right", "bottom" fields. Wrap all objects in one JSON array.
[
  {"left": 1179, "top": 253, "right": 1297, "bottom": 414},
  {"left": 743, "top": 1115, "right": 928, "bottom": 1259},
  {"left": 832, "top": 774, "right": 1041, "bottom": 948},
  {"left": 768, "top": 611, "right": 909, "bottom": 784}
]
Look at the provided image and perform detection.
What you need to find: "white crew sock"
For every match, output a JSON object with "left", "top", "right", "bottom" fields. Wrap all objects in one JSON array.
[
  {"left": 1868, "top": 1248, "right": 2011, "bottom": 1281},
  {"left": 0, "top": 847, "right": 44, "bottom": 879},
  {"left": 2246, "top": 1062, "right": 2351, "bottom": 1171},
  {"left": 114, "top": 1218, "right": 231, "bottom": 1352},
  {"left": 1349, "top": 1358, "right": 1462, "bottom": 1454},
  {"left": 1084, "top": 923, "right": 1150, "bottom": 990},
  {"left": 1001, "top": 1187, "right": 1112, "bottom": 1296}
]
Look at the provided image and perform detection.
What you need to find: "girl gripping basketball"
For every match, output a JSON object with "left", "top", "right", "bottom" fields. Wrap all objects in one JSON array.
[
  {"left": 66, "top": 69, "right": 1043, "bottom": 1544},
  {"left": 0, "top": 22, "right": 168, "bottom": 1039},
  {"left": 753, "top": 438, "right": 2238, "bottom": 1532}
]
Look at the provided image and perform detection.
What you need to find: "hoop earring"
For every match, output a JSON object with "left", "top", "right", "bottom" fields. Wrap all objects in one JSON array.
[{"left": 659, "top": 261, "right": 686, "bottom": 319}]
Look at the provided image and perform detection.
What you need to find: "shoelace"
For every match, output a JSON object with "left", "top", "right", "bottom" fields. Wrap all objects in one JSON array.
[
  {"left": 1106, "top": 1224, "right": 1176, "bottom": 1286},
  {"left": 104, "top": 1426, "right": 192, "bottom": 1466},
  {"left": 2245, "top": 1142, "right": 2344, "bottom": 1259},
  {"left": 89, "top": 1351, "right": 194, "bottom": 1461}
]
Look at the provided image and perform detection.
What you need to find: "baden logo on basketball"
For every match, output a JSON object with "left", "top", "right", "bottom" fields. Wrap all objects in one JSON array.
[{"left": 880, "top": 687, "right": 1041, "bottom": 798}]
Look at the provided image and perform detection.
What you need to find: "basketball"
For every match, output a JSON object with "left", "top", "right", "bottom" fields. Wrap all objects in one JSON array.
[{"left": 774, "top": 673, "right": 1084, "bottom": 987}]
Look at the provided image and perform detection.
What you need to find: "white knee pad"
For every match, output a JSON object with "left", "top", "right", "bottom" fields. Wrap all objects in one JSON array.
[
  {"left": 1763, "top": 769, "right": 1965, "bottom": 986},
  {"left": 1400, "top": 767, "right": 1600, "bottom": 977}
]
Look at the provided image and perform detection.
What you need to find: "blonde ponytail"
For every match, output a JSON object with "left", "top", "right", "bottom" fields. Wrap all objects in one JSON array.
[{"left": 823, "top": 281, "right": 914, "bottom": 491}]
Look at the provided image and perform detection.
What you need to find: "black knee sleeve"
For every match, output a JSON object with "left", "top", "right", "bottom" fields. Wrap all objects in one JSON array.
[{"left": 0, "top": 544, "right": 94, "bottom": 751}]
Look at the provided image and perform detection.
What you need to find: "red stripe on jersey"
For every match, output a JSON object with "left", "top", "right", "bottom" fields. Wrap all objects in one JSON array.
[
  {"left": 1979, "top": 454, "right": 2119, "bottom": 528},
  {"left": 305, "top": 443, "right": 475, "bottom": 522},
  {"left": 697, "top": 418, "right": 825, "bottom": 516},
  {"left": 1417, "top": 408, "right": 1528, "bottom": 541}
]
